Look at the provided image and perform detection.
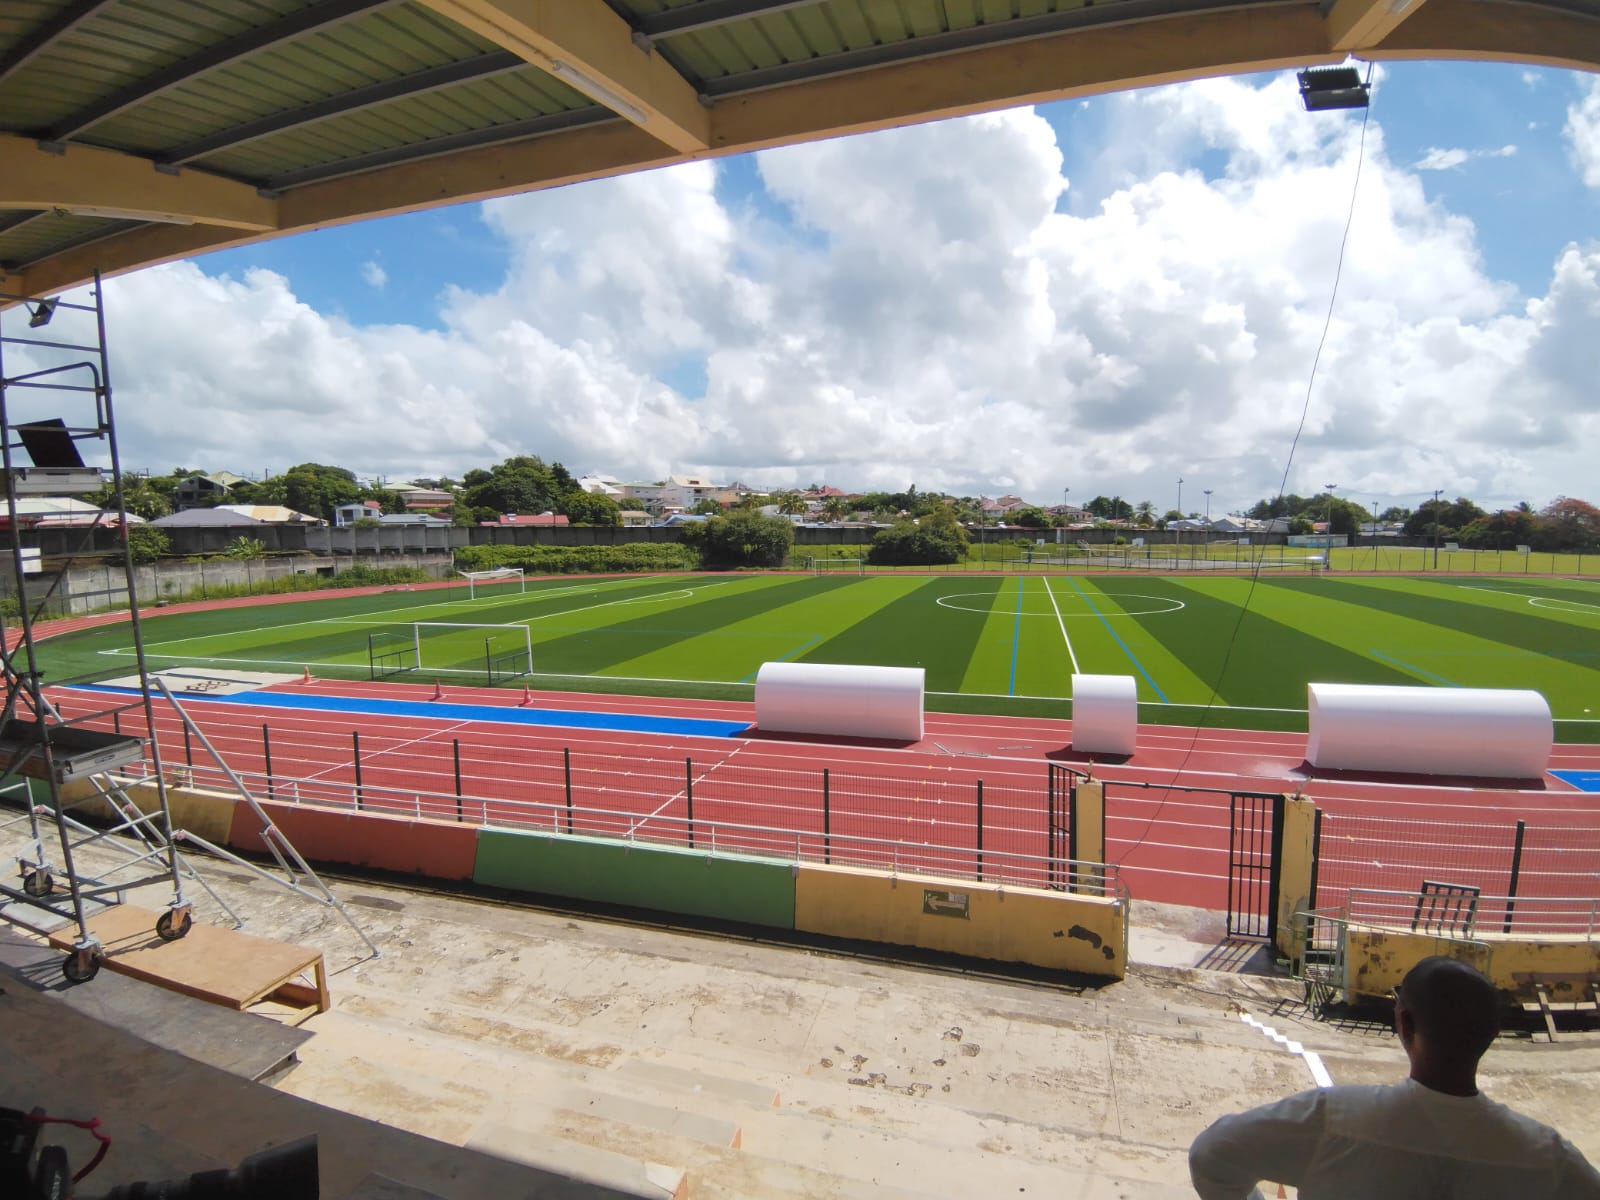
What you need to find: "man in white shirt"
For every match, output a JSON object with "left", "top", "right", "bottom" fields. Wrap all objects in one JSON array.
[{"left": 1189, "top": 956, "right": 1600, "bottom": 1198}]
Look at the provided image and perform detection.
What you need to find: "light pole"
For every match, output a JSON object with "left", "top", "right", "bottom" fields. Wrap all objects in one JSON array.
[
  {"left": 1203, "top": 489, "right": 1213, "bottom": 522},
  {"left": 1324, "top": 483, "right": 1338, "bottom": 554},
  {"left": 1435, "top": 487, "right": 1446, "bottom": 569},
  {"left": 1061, "top": 486, "right": 1069, "bottom": 548}
]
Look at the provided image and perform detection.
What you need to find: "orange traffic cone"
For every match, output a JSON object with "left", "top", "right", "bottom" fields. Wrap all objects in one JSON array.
[
  {"left": 300, "top": 665, "right": 313, "bottom": 684},
  {"left": 520, "top": 684, "right": 533, "bottom": 707},
  {"left": 431, "top": 679, "right": 444, "bottom": 701}
]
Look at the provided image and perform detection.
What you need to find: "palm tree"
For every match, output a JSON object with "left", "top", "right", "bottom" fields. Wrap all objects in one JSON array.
[
  {"left": 777, "top": 492, "right": 806, "bottom": 517},
  {"left": 1135, "top": 500, "right": 1156, "bottom": 527},
  {"left": 822, "top": 496, "right": 849, "bottom": 523}
]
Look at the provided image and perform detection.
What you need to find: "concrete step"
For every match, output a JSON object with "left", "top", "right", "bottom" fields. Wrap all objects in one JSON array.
[{"left": 293, "top": 1004, "right": 749, "bottom": 1151}]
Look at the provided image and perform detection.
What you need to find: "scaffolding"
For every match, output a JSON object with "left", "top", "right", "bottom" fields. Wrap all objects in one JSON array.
[{"left": 0, "top": 279, "right": 376, "bottom": 982}]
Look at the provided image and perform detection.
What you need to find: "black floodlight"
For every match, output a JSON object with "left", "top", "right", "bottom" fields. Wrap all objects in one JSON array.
[
  {"left": 1298, "top": 66, "right": 1369, "bottom": 112},
  {"left": 26, "top": 298, "right": 57, "bottom": 328}
]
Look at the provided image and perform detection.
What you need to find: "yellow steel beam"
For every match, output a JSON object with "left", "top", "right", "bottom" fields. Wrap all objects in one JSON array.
[
  {"left": 418, "top": 0, "right": 710, "bottom": 153},
  {"left": 1366, "top": 0, "right": 1600, "bottom": 71},
  {"left": 0, "top": 135, "right": 278, "bottom": 231},
  {"left": 1326, "top": 0, "right": 1430, "bottom": 54},
  {"left": 710, "top": 6, "right": 1336, "bottom": 155}
]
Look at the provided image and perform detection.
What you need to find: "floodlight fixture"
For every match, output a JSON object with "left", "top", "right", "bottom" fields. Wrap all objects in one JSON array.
[
  {"left": 27, "top": 298, "right": 57, "bottom": 328},
  {"left": 1298, "top": 66, "right": 1370, "bottom": 112}
]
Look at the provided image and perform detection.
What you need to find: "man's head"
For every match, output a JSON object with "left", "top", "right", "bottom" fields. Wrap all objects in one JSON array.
[{"left": 1394, "top": 957, "right": 1500, "bottom": 1085}]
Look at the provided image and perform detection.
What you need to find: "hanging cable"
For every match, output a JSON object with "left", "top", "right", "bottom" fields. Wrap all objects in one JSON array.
[{"left": 1115, "top": 64, "right": 1375, "bottom": 869}]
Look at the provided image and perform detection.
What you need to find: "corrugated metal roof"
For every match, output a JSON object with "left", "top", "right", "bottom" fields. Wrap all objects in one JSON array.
[{"left": 2, "top": 0, "right": 1583, "bottom": 287}]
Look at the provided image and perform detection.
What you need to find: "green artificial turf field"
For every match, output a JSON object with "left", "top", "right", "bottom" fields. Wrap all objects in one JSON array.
[{"left": 36, "top": 572, "right": 1600, "bottom": 736}]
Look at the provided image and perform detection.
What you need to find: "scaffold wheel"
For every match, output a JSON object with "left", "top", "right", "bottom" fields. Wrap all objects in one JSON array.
[
  {"left": 62, "top": 949, "right": 100, "bottom": 984},
  {"left": 21, "top": 868, "right": 53, "bottom": 897},
  {"left": 155, "top": 908, "right": 193, "bottom": 942}
]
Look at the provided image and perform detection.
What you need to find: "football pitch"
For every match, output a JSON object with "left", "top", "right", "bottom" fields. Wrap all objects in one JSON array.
[{"left": 38, "top": 571, "right": 1600, "bottom": 736}]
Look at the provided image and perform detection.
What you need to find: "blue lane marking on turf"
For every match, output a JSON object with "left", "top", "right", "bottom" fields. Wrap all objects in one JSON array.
[
  {"left": 1009, "top": 579, "right": 1023, "bottom": 696},
  {"left": 1551, "top": 770, "right": 1600, "bottom": 793},
  {"left": 739, "top": 635, "right": 823, "bottom": 684},
  {"left": 1064, "top": 577, "right": 1169, "bottom": 703},
  {"left": 1367, "top": 649, "right": 1457, "bottom": 686},
  {"left": 80, "top": 685, "right": 749, "bottom": 738}
]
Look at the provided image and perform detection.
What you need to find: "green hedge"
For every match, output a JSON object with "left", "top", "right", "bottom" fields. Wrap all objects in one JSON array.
[{"left": 455, "top": 543, "right": 696, "bottom": 573}]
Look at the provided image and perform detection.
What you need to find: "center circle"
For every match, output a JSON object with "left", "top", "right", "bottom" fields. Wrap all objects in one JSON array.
[{"left": 934, "top": 591, "right": 1185, "bottom": 617}]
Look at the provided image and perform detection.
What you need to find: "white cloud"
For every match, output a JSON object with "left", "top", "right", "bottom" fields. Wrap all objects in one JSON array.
[
  {"left": 1414, "top": 144, "right": 1516, "bottom": 171},
  {"left": 83, "top": 73, "right": 1600, "bottom": 512},
  {"left": 361, "top": 260, "right": 387, "bottom": 289},
  {"left": 1566, "top": 76, "right": 1600, "bottom": 187}
]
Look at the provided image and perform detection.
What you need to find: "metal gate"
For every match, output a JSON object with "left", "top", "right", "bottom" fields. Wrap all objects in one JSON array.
[
  {"left": 1046, "top": 763, "right": 1077, "bottom": 890},
  {"left": 1228, "top": 792, "right": 1285, "bottom": 941}
]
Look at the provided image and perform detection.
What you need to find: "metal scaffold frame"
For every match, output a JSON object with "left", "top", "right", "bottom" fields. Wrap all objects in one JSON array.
[{"left": 0, "top": 275, "right": 376, "bottom": 982}]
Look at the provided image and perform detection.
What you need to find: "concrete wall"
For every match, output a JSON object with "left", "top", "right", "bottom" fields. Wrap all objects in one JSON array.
[
  {"left": 1339, "top": 926, "right": 1599, "bottom": 1004},
  {"left": 2, "top": 553, "right": 454, "bottom": 614},
  {"left": 794, "top": 863, "right": 1126, "bottom": 977},
  {"left": 473, "top": 828, "right": 797, "bottom": 928}
]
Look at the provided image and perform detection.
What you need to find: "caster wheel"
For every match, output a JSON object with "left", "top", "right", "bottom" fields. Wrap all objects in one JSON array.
[
  {"left": 22, "top": 869, "right": 53, "bottom": 898},
  {"left": 62, "top": 950, "right": 100, "bottom": 984},
  {"left": 155, "top": 909, "right": 192, "bottom": 942}
]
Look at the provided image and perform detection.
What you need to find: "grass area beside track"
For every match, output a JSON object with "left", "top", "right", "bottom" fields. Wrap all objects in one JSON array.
[{"left": 34, "top": 571, "right": 1600, "bottom": 738}]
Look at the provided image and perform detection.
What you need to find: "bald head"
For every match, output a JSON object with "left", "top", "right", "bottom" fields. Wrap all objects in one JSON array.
[{"left": 1397, "top": 957, "right": 1500, "bottom": 1063}]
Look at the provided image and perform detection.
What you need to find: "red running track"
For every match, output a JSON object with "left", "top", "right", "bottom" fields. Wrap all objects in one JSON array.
[{"left": 56, "top": 678, "right": 1600, "bottom": 915}]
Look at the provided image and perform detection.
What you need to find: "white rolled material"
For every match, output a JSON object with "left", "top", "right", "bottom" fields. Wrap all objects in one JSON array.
[
  {"left": 1071, "top": 673, "right": 1138, "bottom": 756},
  {"left": 1306, "top": 683, "right": 1552, "bottom": 778},
  {"left": 754, "top": 662, "right": 924, "bottom": 741}
]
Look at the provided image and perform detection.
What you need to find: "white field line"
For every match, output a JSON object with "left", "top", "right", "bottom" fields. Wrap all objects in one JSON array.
[{"left": 1041, "top": 576, "right": 1080, "bottom": 674}]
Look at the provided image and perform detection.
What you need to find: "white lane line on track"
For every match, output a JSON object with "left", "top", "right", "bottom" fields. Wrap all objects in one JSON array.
[{"left": 1041, "top": 577, "right": 1081, "bottom": 675}]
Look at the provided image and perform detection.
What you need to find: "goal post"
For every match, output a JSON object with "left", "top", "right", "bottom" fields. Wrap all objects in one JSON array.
[
  {"left": 368, "top": 630, "right": 418, "bottom": 679},
  {"left": 809, "top": 556, "right": 866, "bottom": 576},
  {"left": 458, "top": 565, "right": 525, "bottom": 599},
  {"left": 408, "top": 621, "right": 533, "bottom": 678}
]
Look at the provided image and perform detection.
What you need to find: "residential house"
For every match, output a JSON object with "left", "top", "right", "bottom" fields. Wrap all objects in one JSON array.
[
  {"left": 661, "top": 475, "right": 737, "bottom": 511},
  {"left": 578, "top": 474, "right": 625, "bottom": 498},
  {"left": 333, "top": 500, "right": 384, "bottom": 527},
  {"left": 480, "top": 513, "right": 570, "bottom": 527},
  {"left": 383, "top": 482, "right": 454, "bottom": 513},
  {"left": 215, "top": 504, "right": 323, "bottom": 525},
  {"left": 174, "top": 470, "right": 247, "bottom": 509},
  {"left": 0, "top": 497, "right": 142, "bottom": 530},
  {"left": 619, "top": 510, "right": 652, "bottom": 528}
]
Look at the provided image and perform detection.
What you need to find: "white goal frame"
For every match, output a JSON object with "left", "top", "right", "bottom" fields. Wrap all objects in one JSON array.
[
  {"left": 808, "top": 557, "right": 866, "bottom": 576},
  {"left": 411, "top": 621, "right": 533, "bottom": 674},
  {"left": 458, "top": 565, "right": 525, "bottom": 599}
]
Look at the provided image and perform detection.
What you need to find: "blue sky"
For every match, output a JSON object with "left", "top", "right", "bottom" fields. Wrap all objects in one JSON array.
[{"left": 104, "top": 60, "right": 1600, "bottom": 513}]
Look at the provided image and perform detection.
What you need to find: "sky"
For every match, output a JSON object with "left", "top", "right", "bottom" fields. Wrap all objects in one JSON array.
[{"left": 27, "top": 59, "right": 1600, "bottom": 519}]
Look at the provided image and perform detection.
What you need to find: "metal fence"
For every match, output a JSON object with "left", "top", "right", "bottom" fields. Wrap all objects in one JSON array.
[{"left": 1315, "top": 813, "right": 1600, "bottom": 934}]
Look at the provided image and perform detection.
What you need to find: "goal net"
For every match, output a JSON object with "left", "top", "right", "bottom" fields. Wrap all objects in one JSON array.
[
  {"left": 808, "top": 557, "right": 865, "bottom": 576},
  {"left": 459, "top": 565, "right": 525, "bottom": 599},
  {"left": 408, "top": 621, "right": 533, "bottom": 681}
]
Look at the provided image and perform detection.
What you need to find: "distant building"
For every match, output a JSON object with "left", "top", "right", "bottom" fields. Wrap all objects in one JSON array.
[
  {"left": 481, "top": 513, "right": 570, "bottom": 527},
  {"left": 174, "top": 470, "right": 248, "bottom": 509},
  {"left": 0, "top": 497, "right": 141, "bottom": 530},
  {"left": 333, "top": 500, "right": 384, "bottom": 527},
  {"left": 214, "top": 504, "right": 323, "bottom": 525},
  {"left": 619, "top": 510, "right": 652, "bottom": 527}
]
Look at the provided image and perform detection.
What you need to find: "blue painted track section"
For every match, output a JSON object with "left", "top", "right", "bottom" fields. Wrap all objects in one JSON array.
[
  {"left": 83, "top": 685, "right": 749, "bottom": 739},
  {"left": 1550, "top": 769, "right": 1600, "bottom": 793}
]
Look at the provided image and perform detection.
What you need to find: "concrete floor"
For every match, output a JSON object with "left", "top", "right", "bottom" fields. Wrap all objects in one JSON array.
[{"left": 6, "top": 830, "right": 1599, "bottom": 1198}]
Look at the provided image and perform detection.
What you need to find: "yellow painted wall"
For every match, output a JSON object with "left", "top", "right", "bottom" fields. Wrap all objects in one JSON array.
[
  {"left": 60, "top": 776, "right": 237, "bottom": 848},
  {"left": 795, "top": 863, "right": 1125, "bottom": 979},
  {"left": 1074, "top": 779, "right": 1105, "bottom": 873},
  {"left": 1344, "top": 927, "right": 1600, "bottom": 1003},
  {"left": 1275, "top": 795, "right": 1315, "bottom": 957}
]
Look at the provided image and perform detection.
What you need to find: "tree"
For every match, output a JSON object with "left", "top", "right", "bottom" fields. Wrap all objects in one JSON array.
[
  {"left": 562, "top": 491, "right": 621, "bottom": 527},
  {"left": 822, "top": 496, "right": 850, "bottom": 523},
  {"left": 1402, "top": 496, "right": 1485, "bottom": 541},
  {"left": 869, "top": 504, "right": 968, "bottom": 565},
  {"left": 682, "top": 511, "right": 794, "bottom": 568},
  {"left": 265, "top": 462, "right": 361, "bottom": 521},
  {"left": 1378, "top": 505, "right": 1411, "bottom": 523},
  {"left": 126, "top": 525, "right": 170, "bottom": 564},
  {"left": 1287, "top": 515, "right": 1314, "bottom": 536},
  {"left": 1085, "top": 495, "right": 1132, "bottom": 521},
  {"left": 1013, "top": 506, "right": 1049, "bottom": 529},
  {"left": 89, "top": 476, "right": 172, "bottom": 521},
  {"left": 690, "top": 498, "right": 723, "bottom": 516},
  {"left": 776, "top": 492, "right": 807, "bottom": 517},
  {"left": 1134, "top": 500, "right": 1156, "bottom": 527},
  {"left": 1538, "top": 496, "right": 1600, "bottom": 551}
]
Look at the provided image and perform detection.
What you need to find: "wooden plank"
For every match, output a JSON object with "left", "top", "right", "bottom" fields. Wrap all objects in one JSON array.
[{"left": 45, "top": 903, "right": 326, "bottom": 1013}]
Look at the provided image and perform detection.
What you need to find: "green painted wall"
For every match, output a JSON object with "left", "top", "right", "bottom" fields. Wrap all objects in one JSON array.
[{"left": 473, "top": 829, "right": 796, "bottom": 930}]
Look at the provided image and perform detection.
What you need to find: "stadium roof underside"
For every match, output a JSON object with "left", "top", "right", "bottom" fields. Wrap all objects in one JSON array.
[{"left": 3, "top": 0, "right": 1599, "bottom": 302}]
